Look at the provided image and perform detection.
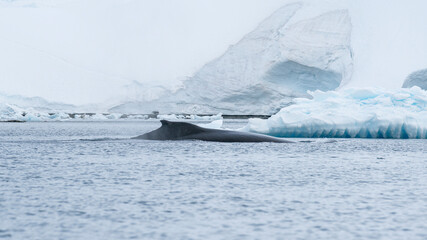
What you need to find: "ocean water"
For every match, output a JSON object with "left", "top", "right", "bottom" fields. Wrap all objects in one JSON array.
[{"left": 0, "top": 120, "right": 426, "bottom": 240}]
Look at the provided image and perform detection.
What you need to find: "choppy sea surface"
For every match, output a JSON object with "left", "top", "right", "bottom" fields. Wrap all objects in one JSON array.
[{"left": 0, "top": 120, "right": 426, "bottom": 240}]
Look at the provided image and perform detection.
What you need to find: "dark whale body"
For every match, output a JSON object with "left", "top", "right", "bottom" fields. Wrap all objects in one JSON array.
[{"left": 133, "top": 120, "right": 293, "bottom": 143}]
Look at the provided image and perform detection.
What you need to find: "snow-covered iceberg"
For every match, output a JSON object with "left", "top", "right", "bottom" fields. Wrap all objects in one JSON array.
[
  {"left": 0, "top": 103, "right": 63, "bottom": 121},
  {"left": 110, "top": 0, "right": 427, "bottom": 115},
  {"left": 111, "top": 3, "right": 353, "bottom": 114},
  {"left": 243, "top": 87, "right": 427, "bottom": 139}
]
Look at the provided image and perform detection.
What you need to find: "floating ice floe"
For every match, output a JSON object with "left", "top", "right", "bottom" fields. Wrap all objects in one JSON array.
[
  {"left": 0, "top": 103, "right": 100, "bottom": 121},
  {"left": 0, "top": 103, "right": 49, "bottom": 122},
  {"left": 243, "top": 87, "right": 427, "bottom": 139}
]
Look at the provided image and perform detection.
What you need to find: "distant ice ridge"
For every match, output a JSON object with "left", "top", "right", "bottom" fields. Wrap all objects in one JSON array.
[
  {"left": 157, "top": 113, "right": 223, "bottom": 121},
  {"left": 0, "top": 92, "right": 76, "bottom": 112},
  {"left": 0, "top": 100, "right": 223, "bottom": 122},
  {"left": 0, "top": 103, "right": 119, "bottom": 121},
  {"left": 243, "top": 87, "right": 427, "bottom": 139},
  {"left": 0, "top": 103, "right": 63, "bottom": 121}
]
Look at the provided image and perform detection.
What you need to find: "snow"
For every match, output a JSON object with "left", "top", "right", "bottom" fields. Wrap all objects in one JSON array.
[
  {"left": 243, "top": 87, "right": 427, "bottom": 139},
  {"left": 112, "top": 3, "right": 353, "bottom": 114},
  {"left": 403, "top": 69, "right": 427, "bottom": 90}
]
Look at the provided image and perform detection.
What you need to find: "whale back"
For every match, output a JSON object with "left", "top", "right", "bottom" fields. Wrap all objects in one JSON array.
[
  {"left": 135, "top": 120, "right": 208, "bottom": 140},
  {"left": 133, "top": 120, "right": 294, "bottom": 142}
]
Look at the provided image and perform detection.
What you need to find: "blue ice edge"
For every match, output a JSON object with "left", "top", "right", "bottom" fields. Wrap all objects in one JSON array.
[
  {"left": 244, "top": 87, "right": 427, "bottom": 139},
  {"left": 261, "top": 125, "right": 427, "bottom": 139}
]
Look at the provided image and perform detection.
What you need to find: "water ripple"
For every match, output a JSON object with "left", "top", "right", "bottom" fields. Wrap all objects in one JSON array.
[{"left": 0, "top": 121, "right": 426, "bottom": 239}]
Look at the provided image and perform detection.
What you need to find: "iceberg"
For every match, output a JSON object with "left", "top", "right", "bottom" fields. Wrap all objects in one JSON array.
[
  {"left": 109, "top": 0, "right": 427, "bottom": 115},
  {"left": 0, "top": 104, "right": 120, "bottom": 122},
  {"left": 110, "top": 3, "right": 353, "bottom": 114},
  {"left": 243, "top": 87, "right": 427, "bottom": 139},
  {"left": 403, "top": 69, "right": 427, "bottom": 90},
  {"left": 0, "top": 103, "right": 52, "bottom": 122},
  {"left": 0, "top": 92, "right": 75, "bottom": 121}
]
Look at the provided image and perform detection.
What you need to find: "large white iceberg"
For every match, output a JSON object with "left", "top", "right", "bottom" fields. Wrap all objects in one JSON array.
[
  {"left": 111, "top": 3, "right": 353, "bottom": 114},
  {"left": 110, "top": 0, "right": 427, "bottom": 114},
  {"left": 243, "top": 87, "right": 427, "bottom": 139}
]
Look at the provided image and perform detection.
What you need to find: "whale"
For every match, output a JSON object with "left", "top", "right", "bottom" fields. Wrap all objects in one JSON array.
[{"left": 133, "top": 120, "right": 294, "bottom": 143}]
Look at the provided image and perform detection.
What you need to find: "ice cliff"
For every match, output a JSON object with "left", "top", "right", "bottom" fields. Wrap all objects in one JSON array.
[
  {"left": 111, "top": 3, "right": 353, "bottom": 114},
  {"left": 243, "top": 87, "right": 427, "bottom": 139}
]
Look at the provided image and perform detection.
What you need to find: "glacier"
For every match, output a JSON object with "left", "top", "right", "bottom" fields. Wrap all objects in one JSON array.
[
  {"left": 112, "top": 3, "right": 353, "bottom": 114},
  {"left": 109, "top": 0, "right": 427, "bottom": 114},
  {"left": 242, "top": 87, "right": 427, "bottom": 139}
]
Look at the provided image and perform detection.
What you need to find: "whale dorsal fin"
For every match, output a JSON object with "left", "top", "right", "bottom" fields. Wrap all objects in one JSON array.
[
  {"left": 159, "top": 120, "right": 206, "bottom": 139},
  {"left": 160, "top": 120, "right": 172, "bottom": 126}
]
